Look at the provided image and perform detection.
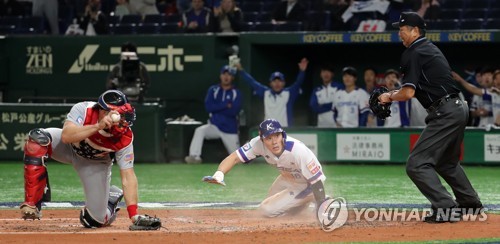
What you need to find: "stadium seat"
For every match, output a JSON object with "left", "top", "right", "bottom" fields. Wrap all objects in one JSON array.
[
  {"left": 491, "top": 1, "right": 500, "bottom": 9},
  {"left": 136, "top": 23, "right": 160, "bottom": 34},
  {"left": 428, "top": 19, "right": 459, "bottom": 30},
  {"left": 462, "top": 9, "right": 487, "bottom": 19},
  {"left": 460, "top": 19, "right": 484, "bottom": 29},
  {"left": 274, "top": 22, "right": 303, "bottom": 32},
  {"left": 165, "top": 14, "right": 181, "bottom": 24},
  {"left": 19, "top": 16, "right": 44, "bottom": 34},
  {"left": 243, "top": 12, "right": 259, "bottom": 22},
  {"left": 120, "top": 14, "right": 142, "bottom": 24},
  {"left": 260, "top": 2, "right": 276, "bottom": 12},
  {"left": 305, "top": 10, "right": 331, "bottom": 31},
  {"left": 484, "top": 19, "right": 500, "bottom": 29},
  {"left": 113, "top": 24, "right": 136, "bottom": 34},
  {"left": 241, "top": 2, "right": 261, "bottom": 12},
  {"left": 257, "top": 12, "right": 271, "bottom": 22},
  {"left": 466, "top": 0, "right": 490, "bottom": 9},
  {"left": 439, "top": 9, "right": 462, "bottom": 20},
  {"left": 441, "top": 0, "right": 465, "bottom": 9},
  {"left": 108, "top": 15, "right": 120, "bottom": 26},
  {"left": 253, "top": 22, "right": 275, "bottom": 31},
  {"left": 486, "top": 9, "right": 500, "bottom": 19},
  {"left": 160, "top": 23, "right": 179, "bottom": 33},
  {"left": 0, "top": 16, "right": 22, "bottom": 28},
  {"left": 240, "top": 22, "right": 254, "bottom": 32},
  {"left": 144, "top": 14, "right": 164, "bottom": 24}
]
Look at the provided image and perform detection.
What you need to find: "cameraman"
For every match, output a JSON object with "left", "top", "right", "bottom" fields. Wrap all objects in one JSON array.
[{"left": 107, "top": 42, "right": 150, "bottom": 103}]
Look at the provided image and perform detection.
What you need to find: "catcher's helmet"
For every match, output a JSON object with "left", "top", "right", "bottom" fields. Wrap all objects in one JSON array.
[
  {"left": 98, "top": 90, "right": 129, "bottom": 111},
  {"left": 259, "top": 119, "right": 286, "bottom": 139}
]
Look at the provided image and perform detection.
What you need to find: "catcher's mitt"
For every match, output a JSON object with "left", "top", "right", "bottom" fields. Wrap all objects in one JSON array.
[
  {"left": 129, "top": 215, "right": 162, "bottom": 231},
  {"left": 369, "top": 87, "right": 392, "bottom": 120}
]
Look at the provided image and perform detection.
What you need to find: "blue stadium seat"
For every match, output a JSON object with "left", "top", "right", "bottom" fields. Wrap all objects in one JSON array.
[
  {"left": 0, "top": 16, "right": 22, "bottom": 28},
  {"left": 19, "top": 16, "right": 44, "bottom": 34},
  {"left": 257, "top": 12, "right": 271, "bottom": 22},
  {"left": 466, "top": 0, "right": 490, "bottom": 9},
  {"left": 260, "top": 2, "right": 277, "bottom": 12},
  {"left": 144, "top": 14, "right": 164, "bottom": 24},
  {"left": 165, "top": 14, "right": 181, "bottom": 24},
  {"left": 460, "top": 19, "right": 484, "bottom": 29},
  {"left": 428, "top": 19, "right": 459, "bottom": 30},
  {"left": 441, "top": 0, "right": 465, "bottom": 9},
  {"left": 120, "top": 15, "right": 142, "bottom": 24},
  {"left": 108, "top": 15, "right": 120, "bottom": 26},
  {"left": 274, "top": 22, "right": 303, "bottom": 32},
  {"left": 487, "top": 9, "right": 500, "bottom": 19},
  {"left": 241, "top": 22, "right": 254, "bottom": 32},
  {"left": 241, "top": 2, "right": 261, "bottom": 12},
  {"left": 484, "top": 19, "right": 500, "bottom": 29},
  {"left": 113, "top": 24, "right": 136, "bottom": 34},
  {"left": 253, "top": 22, "right": 275, "bottom": 31},
  {"left": 491, "top": 1, "right": 500, "bottom": 9},
  {"left": 243, "top": 11, "right": 259, "bottom": 22},
  {"left": 136, "top": 23, "right": 160, "bottom": 34},
  {"left": 160, "top": 23, "right": 180, "bottom": 33},
  {"left": 0, "top": 25, "right": 16, "bottom": 34},
  {"left": 439, "top": 9, "right": 462, "bottom": 20},
  {"left": 462, "top": 9, "right": 487, "bottom": 19},
  {"left": 305, "top": 10, "right": 331, "bottom": 31}
]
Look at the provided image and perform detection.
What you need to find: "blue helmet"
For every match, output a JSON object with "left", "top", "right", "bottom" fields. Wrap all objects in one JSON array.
[
  {"left": 98, "top": 90, "right": 129, "bottom": 111},
  {"left": 259, "top": 119, "right": 286, "bottom": 139}
]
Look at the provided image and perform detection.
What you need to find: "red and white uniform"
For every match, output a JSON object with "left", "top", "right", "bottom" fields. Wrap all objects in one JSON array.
[
  {"left": 45, "top": 101, "right": 134, "bottom": 223},
  {"left": 236, "top": 135, "right": 326, "bottom": 217}
]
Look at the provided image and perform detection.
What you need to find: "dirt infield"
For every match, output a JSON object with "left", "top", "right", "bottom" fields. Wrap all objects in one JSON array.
[{"left": 0, "top": 208, "right": 499, "bottom": 243}]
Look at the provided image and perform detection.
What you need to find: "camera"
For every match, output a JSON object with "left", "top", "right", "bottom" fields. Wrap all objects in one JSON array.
[{"left": 117, "top": 52, "right": 145, "bottom": 101}]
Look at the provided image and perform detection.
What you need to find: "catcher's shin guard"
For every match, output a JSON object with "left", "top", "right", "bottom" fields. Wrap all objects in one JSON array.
[
  {"left": 21, "top": 129, "right": 52, "bottom": 220},
  {"left": 105, "top": 185, "right": 124, "bottom": 226},
  {"left": 80, "top": 208, "right": 104, "bottom": 228}
]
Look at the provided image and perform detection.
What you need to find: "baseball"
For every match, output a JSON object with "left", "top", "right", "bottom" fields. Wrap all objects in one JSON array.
[{"left": 110, "top": 113, "right": 121, "bottom": 123}]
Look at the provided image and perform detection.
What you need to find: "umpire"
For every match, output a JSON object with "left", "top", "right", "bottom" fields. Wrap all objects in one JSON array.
[{"left": 378, "top": 12, "right": 483, "bottom": 223}]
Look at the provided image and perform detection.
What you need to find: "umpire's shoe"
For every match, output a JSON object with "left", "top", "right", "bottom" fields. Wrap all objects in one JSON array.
[
  {"left": 108, "top": 185, "right": 124, "bottom": 214},
  {"left": 20, "top": 204, "right": 42, "bottom": 220},
  {"left": 424, "top": 207, "right": 461, "bottom": 223}
]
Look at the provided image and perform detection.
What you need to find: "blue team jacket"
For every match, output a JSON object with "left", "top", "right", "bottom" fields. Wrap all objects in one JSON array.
[{"left": 205, "top": 84, "right": 242, "bottom": 134}]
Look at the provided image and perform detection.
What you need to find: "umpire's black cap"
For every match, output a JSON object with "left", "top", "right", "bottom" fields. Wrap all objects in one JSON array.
[{"left": 392, "top": 12, "right": 426, "bottom": 29}]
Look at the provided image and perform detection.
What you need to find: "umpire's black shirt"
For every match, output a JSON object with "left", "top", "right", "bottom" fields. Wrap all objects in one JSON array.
[{"left": 400, "top": 36, "right": 460, "bottom": 109}]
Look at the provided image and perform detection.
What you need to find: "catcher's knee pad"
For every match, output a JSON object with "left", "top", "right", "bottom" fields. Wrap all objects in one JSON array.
[
  {"left": 80, "top": 208, "right": 104, "bottom": 228},
  {"left": 23, "top": 129, "right": 52, "bottom": 208}
]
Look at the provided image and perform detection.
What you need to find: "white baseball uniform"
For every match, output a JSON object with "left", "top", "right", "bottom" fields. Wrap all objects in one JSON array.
[
  {"left": 332, "top": 88, "right": 370, "bottom": 127},
  {"left": 471, "top": 90, "right": 493, "bottom": 127},
  {"left": 483, "top": 89, "right": 500, "bottom": 124},
  {"left": 236, "top": 135, "right": 326, "bottom": 217}
]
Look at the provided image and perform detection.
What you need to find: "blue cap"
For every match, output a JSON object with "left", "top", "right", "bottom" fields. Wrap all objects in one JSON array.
[
  {"left": 269, "top": 71, "right": 285, "bottom": 81},
  {"left": 220, "top": 65, "right": 236, "bottom": 76},
  {"left": 259, "top": 119, "right": 284, "bottom": 138}
]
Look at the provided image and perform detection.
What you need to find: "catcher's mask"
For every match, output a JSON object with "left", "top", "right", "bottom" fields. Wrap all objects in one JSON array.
[
  {"left": 259, "top": 119, "right": 287, "bottom": 140},
  {"left": 98, "top": 90, "right": 136, "bottom": 137}
]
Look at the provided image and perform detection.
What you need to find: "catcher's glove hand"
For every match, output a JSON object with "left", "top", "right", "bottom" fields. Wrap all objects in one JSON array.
[
  {"left": 369, "top": 87, "right": 392, "bottom": 120},
  {"left": 129, "top": 215, "right": 162, "bottom": 231}
]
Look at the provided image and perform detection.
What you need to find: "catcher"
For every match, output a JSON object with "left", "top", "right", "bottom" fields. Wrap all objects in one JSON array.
[
  {"left": 20, "top": 90, "right": 161, "bottom": 230},
  {"left": 203, "top": 119, "right": 329, "bottom": 218}
]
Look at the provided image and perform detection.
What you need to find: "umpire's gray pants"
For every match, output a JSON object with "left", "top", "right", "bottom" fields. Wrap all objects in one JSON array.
[{"left": 406, "top": 98, "right": 481, "bottom": 209}]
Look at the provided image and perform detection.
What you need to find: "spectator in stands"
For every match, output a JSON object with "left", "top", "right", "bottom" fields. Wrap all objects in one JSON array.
[
  {"left": 182, "top": 0, "right": 212, "bottom": 33},
  {"left": 80, "top": 0, "right": 109, "bottom": 35},
  {"left": 324, "top": 0, "right": 350, "bottom": 31},
  {"left": 32, "top": 0, "right": 59, "bottom": 35},
  {"left": 211, "top": 0, "right": 242, "bottom": 33},
  {"left": 114, "top": 0, "right": 131, "bottom": 19},
  {"left": 332, "top": 66, "right": 370, "bottom": 127},
  {"left": 0, "top": 0, "right": 24, "bottom": 16},
  {"left": 363, "top": 67, "right": 378, "bottom": 94},
  {"left": 416, "top": 0, "right": 441, "bottom": 20},
  {"left": 235, "top": 58, "right": 309, "bottom": 127},
  {"left": 130, "top": 0, "right": 160, "bottom": 18},
  {"left": 271, "top": 0, "right": 306, "bottom": 24},
  {"left": 177, "top": 0, "right": 191, "bottom": 14},
  {"left": 452, "top": 68, "right": 494, "bottom": 127},
  {"left": 309, "top": 63, "right": 345, "bottom": 128},
  {"left": 157, "top": 0, "right": 178, "bottom": 15},
  {"left": 379, "top": 69, "right": 409, "bottom": 127}
]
